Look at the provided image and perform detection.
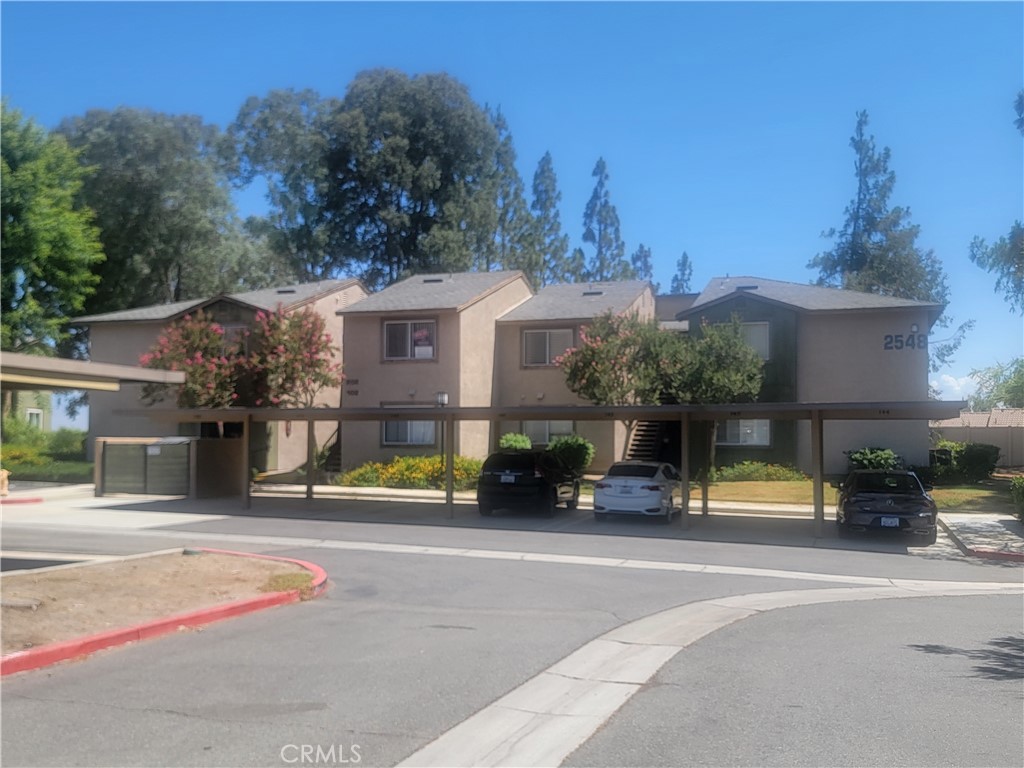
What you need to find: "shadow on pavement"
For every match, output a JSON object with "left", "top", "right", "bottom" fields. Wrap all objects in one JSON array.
[{"left": 907, "top": 635, "right": 1024, "bottom": 681}]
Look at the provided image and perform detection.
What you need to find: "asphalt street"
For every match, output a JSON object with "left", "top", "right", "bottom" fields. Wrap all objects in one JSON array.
[{"left": 2, "top": 496, "right": 1022, "bottom": 767}]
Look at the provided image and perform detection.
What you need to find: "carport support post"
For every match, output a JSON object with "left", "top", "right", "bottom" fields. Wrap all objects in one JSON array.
[
  {"left": 306, "top": 418, "right": 316, "bottom": 500},
  {"left": 811, "top": 409, "right": 824, "bottom": 537},
  {"left": 445, "top": 413, "right": 455, "bottom": 519},
  {"left": 242, "top": 414, "right": 251, "bottom": 510},
  {"left": 702, "top": 421, "right": 712, "bottom": 516},
  {"left": 678, "top": 413, "right": 690, "bottom": 529}
]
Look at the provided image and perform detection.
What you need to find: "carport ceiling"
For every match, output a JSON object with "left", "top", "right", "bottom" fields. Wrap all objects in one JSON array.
[{"left": 0, "top": 351, "right": 185, "bottom": 392}]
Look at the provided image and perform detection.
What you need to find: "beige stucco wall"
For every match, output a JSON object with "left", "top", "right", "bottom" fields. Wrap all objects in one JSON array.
[
  {"left": 931, "top": 426, "right": 1024, "bottom": 468},
  {"left": 86, "top": 283, "right": 367, "bottom": 469},
  {"left": 338, "top": 277, "right": 532, "bottom": 469},
  {"left": 795, "top": 309, "right": 933, "bottom": 474}
]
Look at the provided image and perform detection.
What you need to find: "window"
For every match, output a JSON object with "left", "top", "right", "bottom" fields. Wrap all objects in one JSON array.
[
  {"left": 740, "top": 322, "right": 770, "bottom": 360},
  {"left": 222, "top": 323, "right": 249, "bottom": 355},
  {"left": 523, "top": 329, "right": 573, "bottom": 366},
  {"left": 26, "top": 408, "right": 42, "bottom": 429},
  {"left": 385, "top": 320, "right": 436, "bottom": 360},
  {"left": 382, "top": 420, "right": 436, "bottom": 446},
  {"left": 717, "top": 419, "right": 770, "bottom": 446},
  {"left": 523, "top": 420, "right": 574, "bottom": 446}
]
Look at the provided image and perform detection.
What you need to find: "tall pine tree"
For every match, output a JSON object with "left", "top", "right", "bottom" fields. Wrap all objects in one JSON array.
[
  {"left": 531, "top": 152, "right": 574, "bottom": 285},
  {"left": 489, "top": 110, "right": 541, "bottom": 284},
  {"left": 581, "top": 157, "right": 631, "bottom": 282},
  {"left": 630, "top": 243, "right": 655, "bottom": 290},
  {"left": 670, "top": 252, "right": 694, "bottom": 293},
  {"left": 809, "top": 111, "right": 971, "bottom": 370}
]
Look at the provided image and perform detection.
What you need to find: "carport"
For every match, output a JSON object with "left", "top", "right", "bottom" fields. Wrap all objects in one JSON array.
[{"left": 123, "top": 399, "right": 964, "bottom": 536}]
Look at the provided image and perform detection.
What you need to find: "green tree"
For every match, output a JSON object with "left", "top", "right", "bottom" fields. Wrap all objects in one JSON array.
[
  {"left": 229, "top": 89, "right": 342, "bottom": 281},
  {"left": 670, "top": 252, "right": 694, "bottom": 293},
  {"left": 969, "top": 358, "right": 1024, "bottom": 410},
  {"left": 557, "top": 312, "right": 764, "bottom": 458},
  {"left": 488, "top": 110, "right": 541, "bottom": 285},
  {"left": 809, "top": 111, "right": 971, "bottom": 370},
  {"left": 969, "top": 95, "right": 1024, "bottom": 314},
  {"left": 556, "top": 312, "right": 671, "bottom": 457},
  {"left": 532, "top": 152, "right": 573, "bottom": 285},
  {"left": 581, "top": 158, "right": 631, "bottom": 282},
  {"left": 57, "top": 107, "right": 246, "bottom": 314},
  {"left": 326, "top": 69, "right": 500, "bottom": 289},
  {"left": 1, "top": 103, "right": 103, "bottom": 353},
  {"left": 630, "top": 243, "right": 658, "bottom": 292}
]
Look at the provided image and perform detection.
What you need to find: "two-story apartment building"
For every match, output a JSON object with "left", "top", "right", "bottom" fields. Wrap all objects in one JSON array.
[
  {"left": 75, "top": 279, "right": 369, "bottom": 467},
  {"left": 676, "top": 276, "right": 943, "bottom": 474}
]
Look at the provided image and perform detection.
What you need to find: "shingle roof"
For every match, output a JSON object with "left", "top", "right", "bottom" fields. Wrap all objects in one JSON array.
[
  {"left": 497, "top": 281, "right": 651, "bottom": 322},
  {"left": 73, "top": 280, "right": 362, "bottom": 324},
  {"left": 929, "top": 409, "right": 1024, "bottom": 428},
  {"left": 682, "top": 276, "right": 943, "bottom": 318},
  {"left": 655, "top": 293, "right": 699, "bottom": 321},
  {"left": 338, "top": 271, "right": 526, "bottom": 314}
]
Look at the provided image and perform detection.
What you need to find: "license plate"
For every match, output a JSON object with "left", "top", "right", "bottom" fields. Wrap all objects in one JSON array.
[
  {"left": 880, "top": 516, "right": 900, "bottom": 528},
  {"left": 620, "top": 486, "right": 633, "bottom": 494},
  {"left": 500, "top": 474, "right": 515, "bottom": 484}
]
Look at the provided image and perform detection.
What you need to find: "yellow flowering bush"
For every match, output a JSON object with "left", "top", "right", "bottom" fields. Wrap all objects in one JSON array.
[{"left": 338, "top": 455, "right": 482, "bottom": 491}]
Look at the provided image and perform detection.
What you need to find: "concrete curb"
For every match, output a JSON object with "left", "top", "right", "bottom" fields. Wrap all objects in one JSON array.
[
  {"left": 937, "top": 517, "right": 1024, "bottom": 563},
  {"left": 0, "top": 548, "right": 329, "bottom": 676}
]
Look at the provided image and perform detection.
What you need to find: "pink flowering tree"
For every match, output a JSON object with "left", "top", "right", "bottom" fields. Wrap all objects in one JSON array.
[
  {"left": 555, "top": 312, "right": 671, "bottom": 458},
  {"left": 140, "top": 305, "right": 342, "bottom": 411},
  {"left": 244, "top": 305, "right": 342, "bottom": 408},
  {"left": 139, "top": 310, "right": 243, "bottom": 408}
]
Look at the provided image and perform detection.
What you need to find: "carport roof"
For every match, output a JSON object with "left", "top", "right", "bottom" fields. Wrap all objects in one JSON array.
[{"left": 1, "top": 351, "right": 185, "bottom": 392}]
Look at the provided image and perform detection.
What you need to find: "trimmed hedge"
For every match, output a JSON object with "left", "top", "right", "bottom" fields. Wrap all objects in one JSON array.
[
  {"left": 499, "top": 433, "right": 532, "bottom": 450},
  {"left": 845, "top": 447, "right": 903, "bottom": 471},
  {"left": 716, "top": 461, "right": 807, "bottom": 482},
  {"left": 932, "top": 439, "right": 1001, "bottom": 484},
  {"left": 1009, "top": 477, "right": 1024, "bottom": 522},
  {"left": 546, "top": 435, "right": 595, "bottom": 476}
]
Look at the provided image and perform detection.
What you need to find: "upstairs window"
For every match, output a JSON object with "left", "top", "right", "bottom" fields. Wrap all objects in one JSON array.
[
  {"left": 523, "top": 329, "right": 573, "bottom": 366},
  {"left": 385, "top": 320, "right": 436, "bottom": 361},
  {"left": 740, "top": 322, "right": 770, "bottom": 360},
  {"left": 522, "top": 420, "right": 575, "bottom": 446}
]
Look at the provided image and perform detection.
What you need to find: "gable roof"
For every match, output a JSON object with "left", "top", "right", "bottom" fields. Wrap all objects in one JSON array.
[
  {"left": 73, "top": 279, "right": 364, "bottom": 325},
  {"left": 497, "top": 281, "right": 652, "bottom": 323},
  {"left": 681, "top": 276, "right": 943, "bottom": 323},
  {"left": 338, "top": 271, "right": 527, "bottom": 314}
]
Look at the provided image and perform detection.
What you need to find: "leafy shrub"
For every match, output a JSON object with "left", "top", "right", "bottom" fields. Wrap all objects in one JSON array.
[
  {"left": 338, "top": 455, "right": 483, "bottom": 491},
  {"left": 930, "top": 439, "right": 1000, "bottom": 484},
  {"left": 546, "top": 435, "right": 595, "bottom": 476},
  {"left": 499, "top": 433, "right": 532, "bottom": 450},
  {"left": 845, "top": 446, "right": 903, "bottom": 471},
  {"left": 3, "top": 460, "right": 93, "bottom": 483},
  {"left": 1010, "top": 477, "right": 1024, "bottom": 522},
  {"left": 716, "top": 461, "right": 807, "bottom": 482},
  {"left": 47, "top": 428, "right": 87, "bottom": 461},
  {"left": 0, "top": 446, "right": 47, "bottom": 467},
  {"left": 0, "top": 417, "right": 47, "bottom": 450},
  {"left": 956, "top": 443, "right": 1000, "bottom": 483}
]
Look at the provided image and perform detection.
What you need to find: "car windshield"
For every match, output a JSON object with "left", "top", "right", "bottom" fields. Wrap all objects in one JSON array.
[
  {"left": 606, "top": 464, "right": 659, "bottom": 478},
  {"left": 853, "top": 474, "right": 922, "bottom": 494},
  {"left": 482, "top": 452, "right": 537, "bottom": 472}
]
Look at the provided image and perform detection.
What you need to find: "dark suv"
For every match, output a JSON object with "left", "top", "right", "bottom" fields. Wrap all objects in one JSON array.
[
  {"left": 835, "top": 469, "right": 937, "bottom": 544},
  {"left": 477, "top": 449, "right": 580, "bottom": 517}
]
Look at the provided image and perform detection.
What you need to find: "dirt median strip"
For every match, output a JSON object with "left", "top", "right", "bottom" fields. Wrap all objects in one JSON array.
[{"left": 1, "top": 548, "right": 328, "bottom": 674}]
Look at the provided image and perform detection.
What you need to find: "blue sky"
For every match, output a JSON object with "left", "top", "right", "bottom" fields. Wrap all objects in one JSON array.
[{"left": 2, "top": 1, "right": 1022, "bottom": 428}]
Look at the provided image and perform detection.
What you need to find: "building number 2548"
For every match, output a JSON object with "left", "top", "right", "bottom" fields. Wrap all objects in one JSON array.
[{"left": 883, "top": 334, "right": 927, "bottom": 350}]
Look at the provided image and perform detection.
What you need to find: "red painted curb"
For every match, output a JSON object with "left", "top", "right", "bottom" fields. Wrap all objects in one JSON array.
[
  {"left": 0, "top": 497, "right": 45, "bottom": 505},
  {"left": 1, "top": 548, "right": 328, "bottom": 676},
  {"left": 965, "top": 548, "right": 1024, "bottom": 563}
]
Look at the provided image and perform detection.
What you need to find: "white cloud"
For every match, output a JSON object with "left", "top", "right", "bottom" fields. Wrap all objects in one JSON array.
[{"left": 930, "top": 374, "right": 977, "bottom": 402}]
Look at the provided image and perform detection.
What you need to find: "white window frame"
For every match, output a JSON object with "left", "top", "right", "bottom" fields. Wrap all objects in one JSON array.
[
  {"left": 717, "top": 419, "right": 771, "bottom": 447},
  {"left": 25, "top": 408, "right": 43, "bottom": 429},
  {"left": 523, "top": 328, "right": 573, "bottom": 367},
  {"left": 522, "top": 420, "right": 575, "bottom": 446},
  {"left": 384, "top": 320, "right": 437, "bottom": 361}
]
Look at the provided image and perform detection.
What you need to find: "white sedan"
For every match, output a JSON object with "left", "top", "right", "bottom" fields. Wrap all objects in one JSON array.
[{"left": 593, "top": 461, "right": 683, "bottom": 522}]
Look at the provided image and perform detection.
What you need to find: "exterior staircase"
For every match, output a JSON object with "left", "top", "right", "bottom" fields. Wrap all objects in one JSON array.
[{"left": 626, "top": 420, "right": 662, "bottom": 461}]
